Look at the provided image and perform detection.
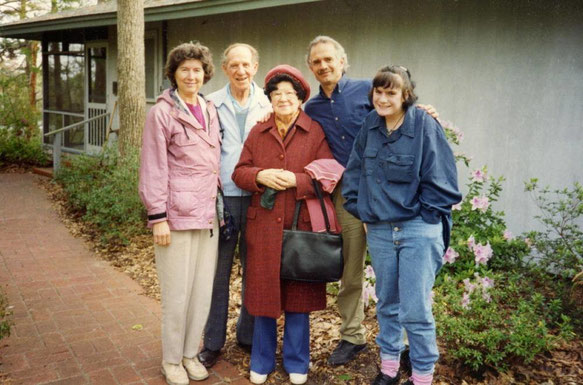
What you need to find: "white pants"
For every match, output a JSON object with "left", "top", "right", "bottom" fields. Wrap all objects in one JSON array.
[{"left": 155, "top": 226, "right": 218, "bottom": 364}]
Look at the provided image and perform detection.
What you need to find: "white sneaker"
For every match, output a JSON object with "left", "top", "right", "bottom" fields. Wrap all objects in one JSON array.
[
  {"left": 160, "top": 361, "right": 189, "bottom": 385},
  {"left": 182, "top": 356, "right": 209, "bottom": 381},
  {"left": 250, "top": 370, "right": 268, "bottom": 384},
  {"left": 289, "top": 372, "right": 308, "bottom": 384}
]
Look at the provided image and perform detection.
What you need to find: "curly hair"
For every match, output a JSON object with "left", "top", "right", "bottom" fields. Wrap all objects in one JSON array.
[
  {"left": 369, "top": 65, "right": 418, "bottom": 110},
  {"left": 164, "top": 42, "right": 214, "bottom": 88}
]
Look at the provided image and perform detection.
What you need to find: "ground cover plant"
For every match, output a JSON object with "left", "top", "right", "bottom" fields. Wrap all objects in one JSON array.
[
  {"left": 0, "top": 287, "right": 12, "bottom": 342},
  {"left": 54, "top": 145, "right": 148, "bottom": 245}
]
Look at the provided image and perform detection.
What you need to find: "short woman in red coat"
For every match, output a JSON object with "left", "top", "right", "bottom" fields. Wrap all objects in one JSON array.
[{"left": 232, "top": 65, "right": 334, "bottom": 385}]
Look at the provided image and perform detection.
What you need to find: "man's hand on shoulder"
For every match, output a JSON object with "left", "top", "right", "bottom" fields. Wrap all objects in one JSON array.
[{"left": 417, "top": 104, "right": 439, "bottom": 120}]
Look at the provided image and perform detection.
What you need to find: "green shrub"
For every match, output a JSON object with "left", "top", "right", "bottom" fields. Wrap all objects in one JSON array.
[
  {"left": 524, "top": 179, "right": 583, "bottom": 279},
  {"left": 523, "top": 179, "right": 583, "bottom": 330},
  {"left": 429, "top": 122, "right": 575, "bottom": 372},
  {"left": 55, "top": 145, "right": 148, "bottom": 245},
  {"left": 0, "top": 130, "right": 50, "bottom": 167},
  {"left": 434, "top": 271, "right": 573, "bottom": 372},
  {"left": 0, "top": 286, "right": 13, "bottom": 341}
]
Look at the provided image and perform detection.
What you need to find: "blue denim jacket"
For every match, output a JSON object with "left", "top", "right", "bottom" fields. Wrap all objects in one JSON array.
[{"left": 342, "top": 107, "right": 462, "bottom": 226}]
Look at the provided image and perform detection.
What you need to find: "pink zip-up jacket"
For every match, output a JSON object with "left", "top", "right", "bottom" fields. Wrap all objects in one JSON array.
[{"left": 139, "top": 89, "right": 221, "bottom": 230}]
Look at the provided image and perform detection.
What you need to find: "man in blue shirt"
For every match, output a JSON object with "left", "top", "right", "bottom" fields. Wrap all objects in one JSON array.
[
  {"left": 304, "top": 35, "right": 372, "bottom": 367},
  {"left": 198, "top": 43, "right": 271, "bottom": 369},
  {"left": 304, "top": 36, "right": 436, "bottom": 367}
]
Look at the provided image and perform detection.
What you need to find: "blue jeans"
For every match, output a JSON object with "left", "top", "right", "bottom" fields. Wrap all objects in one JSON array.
[
  {"left": 250, "top": 312, "right": 310, "bottom": 375},
  {"left": 366, "top": 216, "right": 444, "bottom": 375}
]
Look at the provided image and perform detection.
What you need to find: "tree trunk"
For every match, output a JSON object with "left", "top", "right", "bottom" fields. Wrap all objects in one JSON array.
[
  {"left": 19, "top": 0, "right": 39, "bottom": 138},
  {"left": 117, "top": 0, "right": 145, "bottom": 155}
]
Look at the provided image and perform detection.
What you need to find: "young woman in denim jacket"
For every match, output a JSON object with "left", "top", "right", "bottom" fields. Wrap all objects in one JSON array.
[{"left": 342, "top": 66, "right": 462, "bottom": 385}]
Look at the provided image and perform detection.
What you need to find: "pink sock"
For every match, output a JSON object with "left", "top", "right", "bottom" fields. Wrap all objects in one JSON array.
[
  {"left": 380, "top": 359, "right": 399, "bottom": 377},
  {"left": 411, "top": 373, "right": 433, "bottom": 385}
]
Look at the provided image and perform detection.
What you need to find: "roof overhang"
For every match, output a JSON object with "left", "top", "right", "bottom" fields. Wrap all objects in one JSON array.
[{"left": 0, "top": 0, "right": 322, "bottom": 40}]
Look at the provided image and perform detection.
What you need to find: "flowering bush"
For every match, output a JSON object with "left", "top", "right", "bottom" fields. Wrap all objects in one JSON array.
[
  {"left": 434, "top": 271, "right": 573, "bottom": 371},
  {"left": 431, "top": 121, "right": 575, "bottom": 372}
]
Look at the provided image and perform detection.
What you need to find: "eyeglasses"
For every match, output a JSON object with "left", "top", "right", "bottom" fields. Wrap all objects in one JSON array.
[{"left": 271, "top": 90, "right": 298, "bottom": 100}]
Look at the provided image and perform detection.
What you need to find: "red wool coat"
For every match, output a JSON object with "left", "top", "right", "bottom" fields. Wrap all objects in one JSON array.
[{"left": 232, "top": 110, "right": 334, "bottom": 319}]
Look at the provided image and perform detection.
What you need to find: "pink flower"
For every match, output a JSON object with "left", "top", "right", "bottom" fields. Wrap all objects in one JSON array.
[
  {"left": 482, "top": 292, "right": 492, "bottom": 303},
  {"left": 452, "top": 202, "right": 462, "bottom": 211},
  {"left": 471, "top": 169, "right": 487, "bottom": 183},
  {"left": 461, "top": 292, "right": 471, "bottom": 309},
  {"left": 364, "top": 265, "right": 376, "bottom": 280},
  {"left": 467, "top": 235, "right": 476, "bottom": 249},
  {"left": 480, "top": 276, "right": 495, "bottom": 289},
  {"left": 450, "top": 124, "right": 465, "bottom": 143},
  {"left": 503, "top": 229, "right": 513, "bottom": 240},
  {"left": 443, "top": 247, "right": 459, "bottom": 264},
  {"left": 463, "top": 278, "right": 476, "bottom": 294},
  {"left": 362, "top": 283, "right": 378, "bottom": 304},
  {"left": 471, "top": 196, "right": 490, "bottom": 212},
  {"left": 524, "top": 237, "right": 532, "bottom": 247},
  {"left": 473, "top": 242, "right": 493, "bottom": 265}
]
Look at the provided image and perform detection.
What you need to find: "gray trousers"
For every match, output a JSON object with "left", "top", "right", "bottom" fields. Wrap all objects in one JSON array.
[
  {"left": 203, "top": 196, "right": 254, "bottom": 350},
  {"left": 155, "top": 227, "right": 218, "bottom": 363}
]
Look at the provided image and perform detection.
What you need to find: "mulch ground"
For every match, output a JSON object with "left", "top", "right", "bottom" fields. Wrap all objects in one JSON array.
[{"left": 28, "top": 174, "right": 583, "bottom": 385}]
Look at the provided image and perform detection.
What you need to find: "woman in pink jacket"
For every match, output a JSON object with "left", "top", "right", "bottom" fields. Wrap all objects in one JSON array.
[{"left": 138, "top": 42, "right": 221, "bottom": 385}]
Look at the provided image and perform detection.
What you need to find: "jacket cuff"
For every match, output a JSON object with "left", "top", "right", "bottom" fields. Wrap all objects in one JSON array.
[
  {"left": 294, "top": 173, "right": 313, "bottom": 200},
  {"left": 343, "top": 200, "right": 360, "bottom": 220},
  {"left": 147, "top": 212, "right": 167, "bottom": 226}
]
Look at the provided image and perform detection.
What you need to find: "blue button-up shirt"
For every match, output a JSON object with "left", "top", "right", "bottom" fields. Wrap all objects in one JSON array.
[
  {"left": 304, "top": 75, "right": 372, "bottom": 167},
  {"left": 342, "top": 107, "right": 462, "bottom": 225}
]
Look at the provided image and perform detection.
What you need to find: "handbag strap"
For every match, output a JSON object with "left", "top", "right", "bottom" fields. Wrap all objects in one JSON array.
[
  {"left": 290, "top": 179, "right": 333, "bottom": 233},
  {"left": 291, "top": 200, "right": 302, "bottom": 231},
  {"left": 311, "top": 179, "right": 332, "bottom": 233}
]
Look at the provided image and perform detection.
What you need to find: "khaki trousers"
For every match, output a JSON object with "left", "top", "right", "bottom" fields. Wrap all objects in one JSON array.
[
  {"left": 155, "top": 225, "right": 218, "bottom": 364},
  {"left": 333, "top": 181, "right": 367, "bottom": 345}
]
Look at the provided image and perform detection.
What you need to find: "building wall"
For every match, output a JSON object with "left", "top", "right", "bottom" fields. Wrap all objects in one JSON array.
[{"left": 163, "top": 0, "right": 583, "bottom": 233}]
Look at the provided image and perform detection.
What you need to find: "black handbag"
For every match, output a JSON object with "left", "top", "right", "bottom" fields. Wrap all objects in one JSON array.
[{"left": 281, "top": 180, "right": 344, "bottom": 283}]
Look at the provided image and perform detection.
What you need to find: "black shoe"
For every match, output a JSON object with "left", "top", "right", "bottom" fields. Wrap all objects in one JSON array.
[
  {"left": 327, "top": 340, "right": 368, "bottom": 366},
  {"left": 400, "top": 347, "right": 412, "bottom": 376},
  {"left": 237, "top": 342, "right": 252, "bottom": 353},
  {"left": 372, "top": 372, "right": 401, "bottom": 385},
  {"left": 402, "top": 381, "right": 413, "bottom": 385},
  {"left": 197, "top": 348, "right": 220, "bottom": 368}
]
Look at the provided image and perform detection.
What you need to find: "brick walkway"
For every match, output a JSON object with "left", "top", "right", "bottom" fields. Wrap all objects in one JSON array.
[{"left": 0, "top": 173, "right": 251, "bottom": 385}]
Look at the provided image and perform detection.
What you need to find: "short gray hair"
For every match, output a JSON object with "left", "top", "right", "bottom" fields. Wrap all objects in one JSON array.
[
  {"left": 221, "top": 43, "right": 259, "bottom": 66},
  {"left": 305, "top": 35, "right": 349, "bottom": 73}
]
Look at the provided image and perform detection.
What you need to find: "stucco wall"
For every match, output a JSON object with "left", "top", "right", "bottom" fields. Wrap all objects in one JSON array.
[{"left": 165, "top": 0, "right": 583, "bottom": 234}]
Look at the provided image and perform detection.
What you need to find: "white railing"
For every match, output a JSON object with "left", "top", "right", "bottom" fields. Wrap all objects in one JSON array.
[{"left": 44, "top": 111, "right": 109, "bottom": 172}]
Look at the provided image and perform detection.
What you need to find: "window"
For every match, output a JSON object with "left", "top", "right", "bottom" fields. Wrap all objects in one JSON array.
[{"left": 145, "top": 30, "right": 160, "bottom": 101}]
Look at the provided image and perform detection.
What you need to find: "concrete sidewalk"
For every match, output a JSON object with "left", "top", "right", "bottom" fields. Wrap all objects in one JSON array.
[{"left": 0, "top": 173, "right": 250, "bottom": 385}]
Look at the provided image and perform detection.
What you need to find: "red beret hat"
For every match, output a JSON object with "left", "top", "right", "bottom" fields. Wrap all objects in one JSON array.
[{"left": 264, "top": 64, "right": 311, "bottom": 102}]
